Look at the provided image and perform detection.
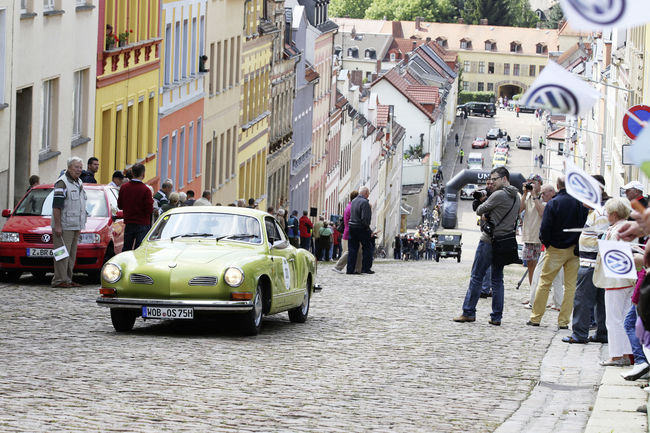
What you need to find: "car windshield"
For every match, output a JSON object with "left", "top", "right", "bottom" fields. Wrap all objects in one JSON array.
[
  {"left": 520, "top": 137, "right": 531, "bottom": 142},
  {"left": 13, "top": 188, "right": 108, "bottom": 217},
  {"left": 148, "top": 212, "right": 262, "bottom": 244}
]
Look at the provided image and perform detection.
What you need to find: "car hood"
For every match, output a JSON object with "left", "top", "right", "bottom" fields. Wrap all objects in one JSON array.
[
  {"left": 135, "top": 240, "right": 260, "bottom": 265},
  {"left": 2, "top": 215, "right": 107, "bottom": 233}
]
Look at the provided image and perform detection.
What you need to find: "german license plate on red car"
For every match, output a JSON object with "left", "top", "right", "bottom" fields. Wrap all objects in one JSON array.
[
  {"left": 27, "top": 248, "right": 53, "bottom": 257},
  {"left": 141, "top": 306, "right": 193, "bottom": 319}
]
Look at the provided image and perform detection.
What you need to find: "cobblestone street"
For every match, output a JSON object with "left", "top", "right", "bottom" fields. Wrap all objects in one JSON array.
[{"left": 0, "top": 250, "right": 575, "bottom": 432}]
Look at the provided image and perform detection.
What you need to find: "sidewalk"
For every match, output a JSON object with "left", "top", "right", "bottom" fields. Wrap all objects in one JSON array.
[{"left": 495, "top": 332, "right": 649, "bottom": 433}]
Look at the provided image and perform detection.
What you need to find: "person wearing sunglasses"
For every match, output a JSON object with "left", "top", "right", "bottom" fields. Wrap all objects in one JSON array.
[{"left": 454, "top": 166, "right": 521, "bottom": 326}]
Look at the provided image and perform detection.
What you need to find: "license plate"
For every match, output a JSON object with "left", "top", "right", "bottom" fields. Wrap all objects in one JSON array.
[
  {"left": 141, "top": 306, "right": 193, "bottom": 319},
  {"left": 27, "top": 248, "right": 53, "bottom": 257}
]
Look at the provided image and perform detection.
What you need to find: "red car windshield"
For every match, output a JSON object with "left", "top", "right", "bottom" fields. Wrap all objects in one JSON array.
[{"left": 14, "top": 188, "right": 109, "bottom": 217}]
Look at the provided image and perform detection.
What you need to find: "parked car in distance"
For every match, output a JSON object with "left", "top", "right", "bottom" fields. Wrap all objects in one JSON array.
[
  {"left": 460, "top": 184, "right": 478, "bottom": 200},
  {"left": 492, "top": 153, "right": 508, "bottom": 167},
  {"left": 471, "top": 137, "right": 488, "bottom": 149},
  {"left": 494, "top": 145, "right": 508, "bottom": 155},
  {"left": 467, "top": 152, "right": 483, "bottom": 170},
  {"left": 0, "top": 184, "right": 124, "bottom": 281},
  {"left": 517, "top": 104, "right": 536, "bottom": 114},
  {"left": 465, "top": 102, "right": 496, "bottom": 117},
  {"left": 96, "top": 207, "right": 321, "bottom": 335},
  {"left": 516, "top": 135, "right": 532, "bottom": 149},
  {"left": 486, "top": 128, "right": 506, "bottom": 140}
]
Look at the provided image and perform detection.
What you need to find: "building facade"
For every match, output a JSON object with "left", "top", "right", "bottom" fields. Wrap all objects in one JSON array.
[
  {"left": 0, "top": 0, "right": 12, "bottom": 214},
  {"left": 158, "top": 0, "right": 206, "bottom": 195},
  {"left": 95, "top": 0, "right": 161, "bottom": 185},
  {"left": 8, "top": 1, "right": 97, "bottom": 206},
  {"left": 202, "top": 0, "right": 243, "bottom": 205}
]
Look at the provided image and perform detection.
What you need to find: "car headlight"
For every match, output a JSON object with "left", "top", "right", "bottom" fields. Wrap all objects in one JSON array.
[
  {"left": 224, "top": 267, "right": 244, "bottom": 287},
  {"left": 79, "top": 233, "right": 101, "bottom": 244},
  {"left": 0, "top": 232, "right": 19, "bottom": 242},
  {"left": 102, "top": 263, "right": 122, "bottom": 283}
]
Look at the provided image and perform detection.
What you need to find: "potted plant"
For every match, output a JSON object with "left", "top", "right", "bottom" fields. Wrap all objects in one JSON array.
[
  {"left": 106, "top": 33, "right": 118, "bottom": 50},
  {"left": 118, "top": 29, "right": 133, "bottom": 47}
]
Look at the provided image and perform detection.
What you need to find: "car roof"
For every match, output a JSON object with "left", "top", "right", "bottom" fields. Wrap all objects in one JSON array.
[
  {"left": 164, "top": 205, "right": 271, "bottom": 218},
  {"left": 519, "top": 135, "right": 531, "bottom": 139}
]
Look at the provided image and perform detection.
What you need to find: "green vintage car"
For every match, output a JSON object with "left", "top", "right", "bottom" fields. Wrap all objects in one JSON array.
[{"left": 96, "top": 206, "right": 321, "bottom": 335}]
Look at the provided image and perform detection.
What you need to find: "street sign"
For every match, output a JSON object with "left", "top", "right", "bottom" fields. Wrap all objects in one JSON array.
[{"left": 622, "top": 105, "right": 650, "bottom": 140}]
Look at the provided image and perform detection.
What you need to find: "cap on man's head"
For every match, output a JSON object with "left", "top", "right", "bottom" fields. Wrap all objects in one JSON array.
[
  {"left": 527, "top": 174, "right": 543, "bottom": 183},
  {"left": 112, "top": 170, "right": 125, "bottom": 179},
  {"left": 623, "top": 181, "right": 645, "bottom": 194}
]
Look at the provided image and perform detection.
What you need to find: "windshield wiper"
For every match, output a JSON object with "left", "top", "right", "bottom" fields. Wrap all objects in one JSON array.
[
  {"left": 216, "top": 233, "right": 258, "bottom": 242},
  {"left": 170, "top": 233, "right": 215, "bottom": 241}
]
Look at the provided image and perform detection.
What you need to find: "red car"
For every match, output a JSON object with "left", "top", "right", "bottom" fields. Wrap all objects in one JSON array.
[
  {"left": 471, "top": 137, "right": 488, "bottom": 148},
  {"left": 0, "top": 184, "right": 125, "bottom": 281}
]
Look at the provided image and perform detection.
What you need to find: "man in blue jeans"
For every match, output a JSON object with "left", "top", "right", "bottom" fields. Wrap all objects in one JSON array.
[{"left": 454, "top": 167, "right": 521, "bottom": 326}]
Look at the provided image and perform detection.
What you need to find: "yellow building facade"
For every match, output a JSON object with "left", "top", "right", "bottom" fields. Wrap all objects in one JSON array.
[
  {"left": 237, "top": 0, "right": 272, "bottom": 208},
  {"left": 95, "top": 0, "right": 161, "bottom": 184}
]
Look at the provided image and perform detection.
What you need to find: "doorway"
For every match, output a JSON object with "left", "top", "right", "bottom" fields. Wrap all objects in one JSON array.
[{"left": 14, "top": 87, "right": 32, "bottom": 205}]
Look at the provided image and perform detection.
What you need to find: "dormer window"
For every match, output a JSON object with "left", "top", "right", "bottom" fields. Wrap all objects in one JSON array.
[
  {"left": 510, "top": 41, "right": 522, "bottom": 53},
  {"left": 334, "top": 46, "right": 342, "bottom": 58},
  {"left": 536, "top": 43, "right": 548, "bottom": 54},
  {"left": 460, "top": 38, "right": 472, "bottom": 50},
  {"left": 364, "top": 48, "right": 376, "bottom": 59},
  {"left": 435, "top": 37, "right": 448, "bottom": 48},
  {"left": 347, "top": 47, "right": 358, "bottom": 58},
  {"left": 390, "top": 52, "right": 396, "bottom": 61},
  {"left": 484, "top": 40, "right": 496, "bottom": 51}
]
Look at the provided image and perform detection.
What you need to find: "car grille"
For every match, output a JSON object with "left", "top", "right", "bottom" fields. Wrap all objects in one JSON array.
[
  {"left": 130, "top": 274, "right": 154, "bottom": 285},
  {"left": 23, "top": 234, "right": 52, "bottom": 244},
  {"left": 0, "top": 256, "right": 14, "bottom": 263},
  {"left": 20, "top": 257, "right": 53, "bottom": 266},
  {"left": 188, "top": 276, "right": 218, "bottom": 286}
]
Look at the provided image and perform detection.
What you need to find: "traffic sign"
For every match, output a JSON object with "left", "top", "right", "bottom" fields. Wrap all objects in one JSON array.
[{"left": 623, "top": 105, "right": 650, "bottom": 140}]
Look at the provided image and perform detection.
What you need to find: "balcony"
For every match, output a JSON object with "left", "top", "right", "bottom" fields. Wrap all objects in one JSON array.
[{"left": 99, "top": 38, "right": 162, "bottom": 82}]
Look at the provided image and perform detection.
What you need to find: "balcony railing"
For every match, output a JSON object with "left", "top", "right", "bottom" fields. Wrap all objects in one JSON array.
[{"left": 100, "top": 38, "right": 162, "bottom": 78}]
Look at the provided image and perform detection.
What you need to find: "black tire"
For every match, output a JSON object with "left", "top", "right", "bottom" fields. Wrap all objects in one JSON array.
[
  {"left": 31, "top": 271, "right": 47, "bottom": 280},
  {"left": 110, "top": 308, "right": 136, "bottom": 332},
  {"left": 435, "top": 255, "right": 440, "bottom": 263},
  {"left": 457, "top": 255, "right": 461, "bottom": 263},
  {"left": 0, "top": 271, "right": 21, "bottom": 283},
  {"left": 241, "top": 282, "right": 264, "bottom": 335},
  {"left": 288, "top": 279, "right": 311, "bottom": 323}
]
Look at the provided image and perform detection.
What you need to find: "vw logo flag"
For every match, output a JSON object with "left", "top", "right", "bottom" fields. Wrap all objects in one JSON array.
[
  {"left": 565, "top": 160, "right": 604, "bottom": 212},
  {"left": 560, "top": 0, "right": 650, "bottom": 31},
  {"left": 597, "top": 240, "right": 638, "bottom": 279}
]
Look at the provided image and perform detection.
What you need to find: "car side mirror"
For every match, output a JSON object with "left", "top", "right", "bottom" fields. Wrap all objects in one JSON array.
[
  {"left": 113, "top": 210, "right": 124, "bottom": 221},
  {"left": 2, "top": 209, "right": 11, "bottom": 218},
  {"left": 271, "top": 239, "right": 288, "bottom": 249}
]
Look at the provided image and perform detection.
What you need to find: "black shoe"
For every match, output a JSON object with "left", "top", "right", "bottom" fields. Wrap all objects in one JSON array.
[
  {"left": 479, "top": 292, "right": 488, "bottom": 298},
  {"left": 558, "top": 325, "right": 569, "bottom": 330},
  {"left": 588, "top": 336, "right": 608, "bottom": 343},
  {"left": 488, "top": 320, "right": 501, "bottom": 326},
  {"left": 363, "top": 270, "right": 375, "bottom": 274},
  {"left": 346, "top": 272, "right": 361, "bottom": 275},
  {"left": 526, "top": 320, "right": 540, "bottom": 327}
]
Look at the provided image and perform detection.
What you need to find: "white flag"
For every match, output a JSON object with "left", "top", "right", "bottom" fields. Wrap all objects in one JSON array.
[
  {"left": 521, "top": 61, "right": 599, "bottom": 117},
  {"left": 560, "top": 0, "right": 650, "bottom": 31},
  {"left": 597, "top": 240, "right": 638, "bottom": 279},
  {"left": 629, "top": 121, "right": 650, "bottom": 165},
  {"left": 564, "top": 160, "right": 603, "bottom": 212}
]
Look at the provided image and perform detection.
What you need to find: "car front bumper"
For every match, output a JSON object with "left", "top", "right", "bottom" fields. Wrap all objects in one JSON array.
[{"left": 96, "top": 297, "right": 255, "bottom": 312}]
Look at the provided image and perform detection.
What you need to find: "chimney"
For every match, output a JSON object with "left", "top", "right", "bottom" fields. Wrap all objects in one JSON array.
[
  {"left": 376, "top": 59, "right": 382, "bottom": 73},
  {"left": 412, "top": 40, "right": 417, "bottom": 50},
  {"left": 415, "top": 16, "right": 422, "bottom": 30},
  {"left": 458, "top": 17, "right": 464, "bottom": 24},
  {"left": 404, "top": 53, "right": 409, "bottom": 64},
  {"left": 479, "top": 18, "right": 488, "bottom": 25},
  {"left": 426, "top": 36, "right": 431, "bottom": 42}
]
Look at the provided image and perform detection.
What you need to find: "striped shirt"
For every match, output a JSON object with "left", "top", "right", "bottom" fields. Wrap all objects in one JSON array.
[{"left": 578, "top": 207, "right": 609, "bottom": 267}]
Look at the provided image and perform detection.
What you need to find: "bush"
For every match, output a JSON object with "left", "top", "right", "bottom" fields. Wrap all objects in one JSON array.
[{"left": 458, "top": 91, "right": 495, "bottom": 105}]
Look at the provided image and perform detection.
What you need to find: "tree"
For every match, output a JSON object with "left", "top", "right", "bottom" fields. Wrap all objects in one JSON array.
[
  {"left": 545, "top": 3, "right": 564, "bottom": 29},
  {"left": 509, "top": 0, "right": 540, "bottom": 27},
  {"left": 461, "top": 0, "right": 538, "bottom": 27},
  {"left": 330, "top": 0, "right": 373, "bottom": 18},
  {"left": 365, "top": 0, "right": 457, "bottom": 22}
]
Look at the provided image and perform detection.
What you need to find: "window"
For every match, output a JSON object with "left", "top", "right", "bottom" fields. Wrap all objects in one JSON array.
[
  {"left": 462, "top": 81, "right": 469, "bottom": 91},
  {"left": 0, "top": 9, "right": 5, "bottom": 103},
  {"left": 463, "top": 60, "right": 470, "bottom": 72},
  {"left": 435, "top": 37, "right": 447, "bottom": 48},
  {"left": 43, "top": 0, "right": 55, "bottom": 11},
  {"left": 171, "top": 131, "right": 177, "bottom": 185},
  {"left": 485, "top": 41, "right": 495, "bottom": 51},
  {"left": 510, "top": 42, "right": 522, "bottom": 53},
  {"left": 20, "top": 0, "right": 28, "bottom": 13},
  {"left": 188, "top": 122, "right": 193, "bottom": 184},
  {"left": 41, "top": 79, "right": 56, "bottom": 152},
  {"left": 529, "top": 64, "right": 536, "bottom": 77},
  {"left": 390, "top": 52, "right": 396, "bottom": 61},
  {"left": 182, "top": 19, "right": 188, "bottom": 79},
  {"left": 477, "top": 82, "right": 484, "bottom": 91},
  {"left": 191, "top": 18, "right": 197, "bottom": 75},
  {"left": 364, "top": 48, "right": 376, "bottom": 59},
  {"left": 536, "top": 43, "right": 547, "bottom": 54},
  {"left": 488, "top": 62, "right": 494, "bottom": 74},
  {"left": 513, "top": 64, "right": 520, "bottom": 76},
  {"left": 195, "top": 118, "right": 201, "bottom": 176},
  {"left": 487, "top": 83, "right": 494, "bottom": 91},
  {"left": 164, "top": 24, "right": 172, "bottom": 85},
  {"left": 347, "top": 47, "right": 358, "bottom": 58},
  {"left": 179, "top": 127, "right": 185, "bottom": 188},
  {"left": 503, "top": 63, "right": 510, "bottom": 75},
  {"left": 160, "top": 136, "right": 169, "bottom": 182},
  {"left": 539, "top": 65, "right": 544, "bottom": 74},
  {"left": 460, "top": 39, "right": 471, "bottom": 49},
  {"left": 174, "top": 21, "right": 180, "bottom": 81},
  {"left": 199, "top": 16, "right": 205, "bottom": 56},
  {"left": 72, "top": 69, "right": 86, "bottom": 139},
  {"left": 478, "top": 61, "right": 485, "bottom": 73}
]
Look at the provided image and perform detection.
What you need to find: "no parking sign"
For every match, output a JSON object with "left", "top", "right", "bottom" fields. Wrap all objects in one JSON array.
[{"left": 623, "top": 105, "right": 650, "bottom": 140}]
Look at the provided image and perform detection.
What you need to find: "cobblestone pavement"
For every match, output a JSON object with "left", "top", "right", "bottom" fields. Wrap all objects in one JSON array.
[{"left": 0, "top": 253, "right": 578, "bottom": 432}]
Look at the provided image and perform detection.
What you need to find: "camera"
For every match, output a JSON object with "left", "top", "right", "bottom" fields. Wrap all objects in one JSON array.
[
  {"left": 472, "top": 189, "right": 488, "bottom": 200},
  {"left": 525, "top": 183, "right": 533, "bottom": 191}
]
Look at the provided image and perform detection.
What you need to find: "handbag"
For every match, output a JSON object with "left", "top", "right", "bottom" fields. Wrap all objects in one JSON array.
[{"left": 490, "top": 196, "right": 521, "bottom": 267}]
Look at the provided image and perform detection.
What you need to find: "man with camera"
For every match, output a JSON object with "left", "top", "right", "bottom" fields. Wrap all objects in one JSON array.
[
  {"left": 520, "top": 174, "right": 545, "bottom": 287},
  {"left": 454, "top": 167, "right": 521, "bottom": 326}
]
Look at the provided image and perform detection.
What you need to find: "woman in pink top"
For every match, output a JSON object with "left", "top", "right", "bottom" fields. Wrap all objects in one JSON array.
[{"left": 333, "top": 191, "right": 359, "bottom": 273}]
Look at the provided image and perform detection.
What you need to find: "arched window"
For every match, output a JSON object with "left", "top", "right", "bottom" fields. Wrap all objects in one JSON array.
[
  {"left": 435, "top": 37, "right": 448, "bottom": 48},
  {"left": 364, "top": 48, "right": 376, "bottom": 59},
  {"left": 460, "top": 38, "right": 472, "bottom": 50},
  {"left": 510, "top": 41, "right": 522, "bottom": 53},
  {"left": 347, "top": 47, "right": 358, "bottom": 58},
  {"left": 536, "top": 43, "right": 548, "bottom": 54}
]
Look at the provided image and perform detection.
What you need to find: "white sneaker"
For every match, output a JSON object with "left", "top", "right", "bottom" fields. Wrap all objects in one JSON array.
[
  {"left": 621, "top": 362, "right": 650, "bottom": 381},
  {"left": 331, "top": 268, "right": 344, "bottom": 274},
  {"left": 523, "top": 303, "right": 532, "bottom": 309}
]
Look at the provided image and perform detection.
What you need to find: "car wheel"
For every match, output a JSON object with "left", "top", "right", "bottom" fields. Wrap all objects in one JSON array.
[
  {"left": 110, "top": 308, "right": 136, "bottom": 332},
  {"left": 0, "top": 271, "right": 21, "bottom": 283},
  {"left": 435, "top": 255, "right": 440, "bottom": 263},
  {"left": 241, "top": 282, "right": 264, "bottom": 335},
  {"left": 288, "top": 279, "right": 311, "bottom": 323},
  {"left": 31, "top": 271, "right": 48, "bottom": 281},
  {"left": 457, "top": 255, "right": 461, "bottom": 263}
]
